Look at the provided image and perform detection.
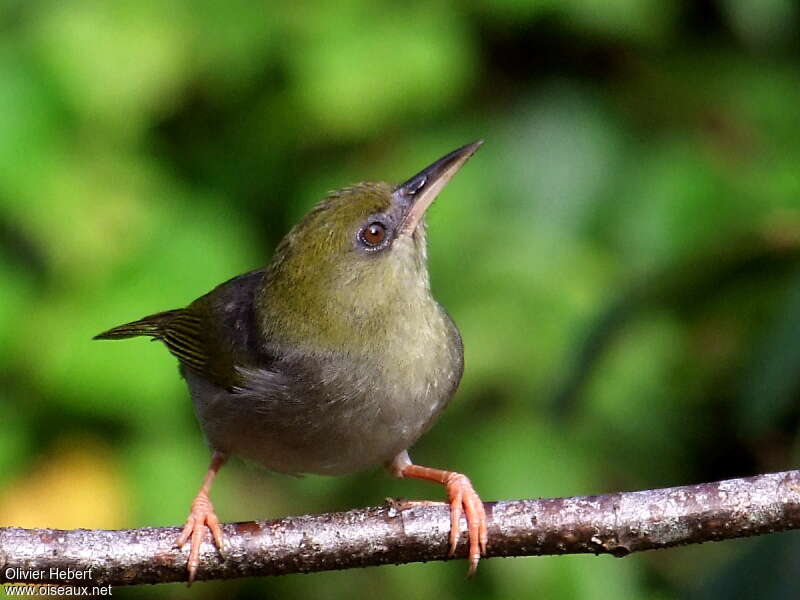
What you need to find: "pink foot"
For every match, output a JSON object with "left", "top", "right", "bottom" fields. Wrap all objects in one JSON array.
[
  {"left": 391, "top": 455, "right": 489, "bottom": 576},
  {"left": 175, "top": 492, "right": 224, "bottom": 585},
  {"left": 444, "top": 472, "right": 488, "bottom": 576}
]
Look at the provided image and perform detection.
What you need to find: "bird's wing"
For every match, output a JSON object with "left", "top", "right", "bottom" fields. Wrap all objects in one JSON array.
[
  {"left": 159, "top": 309, "right": 210, "bottom": 377},
  {"left": 94, "top": 269, "right": 267, "bottom": 391},
  {"left": 167, "top": 268, "right": 268, "bottom": 391}
]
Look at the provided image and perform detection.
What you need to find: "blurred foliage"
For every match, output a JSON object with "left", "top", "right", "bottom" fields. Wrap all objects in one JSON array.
[{"left": 1, "top": 0, "right": 800, "bottom": 598}]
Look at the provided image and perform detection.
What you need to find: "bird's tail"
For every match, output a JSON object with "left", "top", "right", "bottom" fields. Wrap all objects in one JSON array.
[{"left": 93, "top": 309, "right": 183, "bottom": 340}]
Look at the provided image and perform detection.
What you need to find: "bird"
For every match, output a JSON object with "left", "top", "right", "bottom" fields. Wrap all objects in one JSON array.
[{"left": 95, "top": 141, "right": 487, "bottom": 583}]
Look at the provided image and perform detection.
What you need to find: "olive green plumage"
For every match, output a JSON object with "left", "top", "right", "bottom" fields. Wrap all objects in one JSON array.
[{"left": 95, "top": 142, "right": 481, "bottom": 476}]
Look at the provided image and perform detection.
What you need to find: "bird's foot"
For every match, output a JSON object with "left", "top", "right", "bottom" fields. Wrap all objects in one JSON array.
[
  {"left": 175, "top": 492, "right": 224, "bottom": 585},
  {"left": 444, "top": 472, "right": 488, "bottom": 576},
  {"left": 388, "top": 453, "right": 489, "bottom": 576}
]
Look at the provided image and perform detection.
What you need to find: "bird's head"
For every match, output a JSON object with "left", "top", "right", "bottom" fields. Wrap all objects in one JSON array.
[{"left": 259, "top": 141, "right": 482, "bottom": 350}]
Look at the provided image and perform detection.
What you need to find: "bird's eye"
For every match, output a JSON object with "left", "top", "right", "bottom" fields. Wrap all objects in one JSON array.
[{"left": 360, "top": 222, "right": 387, "bottom": 247}]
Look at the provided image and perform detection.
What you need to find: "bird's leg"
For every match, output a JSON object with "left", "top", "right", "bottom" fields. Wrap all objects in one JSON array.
[
  {"left": 176, "top": 451, "right": 228, "bottom": 585},
  {"left": 387, "top": 451, "right": 488, "bottom": 575}
]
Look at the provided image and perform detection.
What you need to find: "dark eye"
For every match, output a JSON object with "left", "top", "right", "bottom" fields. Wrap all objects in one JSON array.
[{"left": 359, "top": 222, "right": 387, "bottom": 247}]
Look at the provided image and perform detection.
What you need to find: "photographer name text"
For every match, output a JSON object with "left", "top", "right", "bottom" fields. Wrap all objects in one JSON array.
[{"left": 4, "top": 568, "right": 93, "bottom": 582}]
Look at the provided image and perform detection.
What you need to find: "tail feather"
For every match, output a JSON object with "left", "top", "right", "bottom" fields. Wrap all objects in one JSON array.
[{"left": 94, "top": 309, "right": 183, "bottom": 340}]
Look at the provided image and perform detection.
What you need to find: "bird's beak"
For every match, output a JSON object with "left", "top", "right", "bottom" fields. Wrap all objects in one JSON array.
[{"left": 394, "top": 140, "right": 483, "bottom": 236}]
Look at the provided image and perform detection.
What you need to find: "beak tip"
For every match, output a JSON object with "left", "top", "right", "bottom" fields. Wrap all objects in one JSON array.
[
  {"left": 464, "top": 139, "right": 484, "bottom": 156},
  {"left": 394, "top": 139, "right": 484, "bottom": 234}
]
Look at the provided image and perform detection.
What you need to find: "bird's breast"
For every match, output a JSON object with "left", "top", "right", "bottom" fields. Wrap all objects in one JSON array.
[{"left": 186, "top": 302, "right": 463, "bottom": 476}]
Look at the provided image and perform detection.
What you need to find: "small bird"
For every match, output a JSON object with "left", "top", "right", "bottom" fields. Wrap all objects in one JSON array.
[{"left": 95, "top": 142, "right": 487, "bottom": 583}]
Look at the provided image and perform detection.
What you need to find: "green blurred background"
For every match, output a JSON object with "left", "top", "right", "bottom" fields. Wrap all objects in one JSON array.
[{"left": 2, "top": 0, "right": 800, "bottom": 598}]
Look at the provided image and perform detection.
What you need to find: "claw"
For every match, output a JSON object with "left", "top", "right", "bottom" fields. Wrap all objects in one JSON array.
[
  {"left": 444, "top": 472, "right": 488, "bottom": 576},
  {"left": 175, "top": 451, "right": 228, "bottom": 585},
  {"left": 176, "top": 492, "right": 225, "bottom": 585},
  {"left": 389, "top": 453, "right": 488, "bottom": 576}
]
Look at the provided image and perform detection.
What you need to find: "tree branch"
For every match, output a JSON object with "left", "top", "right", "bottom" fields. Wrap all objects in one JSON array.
[{"left": 2, "top": 470, "right": 800, "bottom": 586}]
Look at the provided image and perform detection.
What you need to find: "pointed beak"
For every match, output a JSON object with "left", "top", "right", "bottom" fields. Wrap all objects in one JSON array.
[{"left": 394, "top": 140, "right": 483, "bottom": 235}]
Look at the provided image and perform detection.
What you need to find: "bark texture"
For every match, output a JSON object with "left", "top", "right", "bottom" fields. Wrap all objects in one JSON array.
[{"left": 2, "top": 469, "right": 800, "bottom": 586}]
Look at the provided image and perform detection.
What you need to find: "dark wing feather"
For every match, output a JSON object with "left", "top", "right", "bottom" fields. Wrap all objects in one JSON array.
[
  {"left": 94, "top": 309, "right": 183, "bottom": 340},
  {"left": 94, "top": 269, "right": 268, "bottom": 391},
  {"left": 161, "top": 311, "right": 207, "bottom": 374}
]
